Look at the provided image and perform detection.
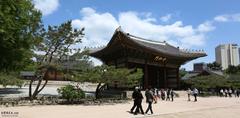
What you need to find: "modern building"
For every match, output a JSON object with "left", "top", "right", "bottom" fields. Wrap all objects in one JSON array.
[
  {"left": 89, "top": 27, "right": 206, "bottom": 89},
  {"left": 239, "top": 48, "right": 240, "bottom": 64},
  {"left": 193, "top": 62, "right": 207, "bottom": 72},
  {"left": 215, "top": 44, "right": 240, "bottom": 70}
]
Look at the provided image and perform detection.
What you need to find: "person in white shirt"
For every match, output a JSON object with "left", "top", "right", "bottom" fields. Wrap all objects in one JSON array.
[
  {"left": 229, "top": 88, "right": 232, "bottom": 97},
  {"left": 193, "top": 88, "right": 198, "bottom": 102},
  {"left": 220, "top": 89, "right": 224, "bottom": 97},
  {"left": 224, "top": 89, "right": 228, "bottom": 97},
  {"left": 187, "top": 88, "right": 192, "bottom": 101}
]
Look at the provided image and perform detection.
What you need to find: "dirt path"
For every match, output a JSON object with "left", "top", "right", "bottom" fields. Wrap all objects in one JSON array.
[{"left": 1, "top": 97, "right": 240, "bottom": 118}]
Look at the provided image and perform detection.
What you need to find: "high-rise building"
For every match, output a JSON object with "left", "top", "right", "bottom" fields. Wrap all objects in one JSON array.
[
  {"left": 239, "top": 48, "right": 240, "bottom": 64},
  {"left": 215, "top": 44, "right": 240, "bottom": 70}
]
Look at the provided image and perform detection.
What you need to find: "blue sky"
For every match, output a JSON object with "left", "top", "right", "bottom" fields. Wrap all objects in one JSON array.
[{"left": 33, "top": 0, "right": 240, "bottom": 70}]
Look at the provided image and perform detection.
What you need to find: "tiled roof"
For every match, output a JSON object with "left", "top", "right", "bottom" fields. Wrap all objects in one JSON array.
[{"left": 89, "top": 28, "right": 207, "bottom": 59}]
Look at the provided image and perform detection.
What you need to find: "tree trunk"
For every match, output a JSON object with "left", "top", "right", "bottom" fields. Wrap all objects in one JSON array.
[
  {"left": 95, "top": 83, "right": 102, "bottom": 99},
  {"left": 29, "top": 70, "right": 49, "bottom": 100},
  {"left": 29, "top": 80, "right": 33, "bottom": 100},
  {"left": 95, "top": 83, "right": 108, "bottom": 99},
  {"left": 32, "top": 80, "right": 48, "bottom": 97}
]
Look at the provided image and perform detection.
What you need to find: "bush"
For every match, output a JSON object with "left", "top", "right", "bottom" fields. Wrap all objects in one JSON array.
[
  {"left": 182, "top": 75, "right": 227, "bottom": 90},
  {"left": 0, "top": 73, "right": 24, "bottom": 88},
  {"left": 57, "top": 85, "right": 85, "bottom": 102}
]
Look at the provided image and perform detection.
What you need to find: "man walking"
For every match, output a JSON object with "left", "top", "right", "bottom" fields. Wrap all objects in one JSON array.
[
  {"left": 130, "top": 87, "right": 138, "bottom": 113},
  {"left": 166, "top": 88, "right": 170, "bottom": 101},
  {"left": 134, "top": 88, "right": 144, "bottom": 115},
  {"left": 145, "top": 88, "right": 154, "bottom": 114},
  {"left": 193, "top": 88, "right": 198, "bottom": 102},
  {"left": 170, "top": 89, "right": 174, "bottom": 101}
]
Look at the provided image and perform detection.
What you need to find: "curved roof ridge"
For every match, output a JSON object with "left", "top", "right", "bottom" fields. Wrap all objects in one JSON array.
[
  {"left": 127, "top": 34, "right": 166, "bottom": 45},
  {"left": 180, "top": 49, "right": 206, "bottom": 55},
  {"left": 116, "top": 28, "right": 166, "bottom": 45}
]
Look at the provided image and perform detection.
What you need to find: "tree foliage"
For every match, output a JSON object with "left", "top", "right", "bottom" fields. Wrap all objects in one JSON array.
[
  {"left": 207, "top": 61, "right": 222, "bottom": 71},
  {"left": 29, "top": 21, "right": 84, "bottom": 100},
  {"left": 0, "top": 73, "right": 24, "bottom": 88},
  {"left": 72, "top": 65, "right": 143, "bottom": 87},
  {"left": 179, "top": 68, "right": 187, "bottom": 78},
  {"left": 0, "top": 0, "right": 43, "bottom": 71},
  {"left": 225, "top": 65, "right": 240, "bottom": 74},
  {"left": 183, "top": 75, "right": 226, "bottom": 90},
  {"left": 183, "top": 74, "right": 240, "bottom": 90},
  {"left": 57, "top": 85, "right": 85, "bottom": 102},
  {"left": 71, "top": 65, "right": 143, "bottom": 99}
]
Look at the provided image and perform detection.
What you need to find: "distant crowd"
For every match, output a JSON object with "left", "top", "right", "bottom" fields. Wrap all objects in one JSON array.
[
  {"left": 130, "top": 87, "right": 240, "bottom": 116},
  {"left": 219, "top": 88, "right": 240, "bottom": 97}
]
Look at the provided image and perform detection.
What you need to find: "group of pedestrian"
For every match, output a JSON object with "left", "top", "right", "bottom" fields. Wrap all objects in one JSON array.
[
  {"left": 130, "top": 87, "right": 154, "bottom": 115},
  {"left": 158, "top": 88, "right": 174, "bottom": 101},
  {"left": 219, "top": 88, "right": 240, "bottom": 97},
  {"left": 130, "top": 87, "right": 144, "bottom": 115},
  {"left": 130, "top": 87, "right": 175, "bottom": 115},
  {"left": 186, "top": 88, "right": 199, "bottom": 102}
]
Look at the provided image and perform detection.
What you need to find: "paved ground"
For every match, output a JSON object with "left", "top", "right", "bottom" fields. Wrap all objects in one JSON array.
[
  {"left": 0, "top": 81, "right": 97, "bottom": 98},
  {"left": 1, "top": 96, "right": 240, "bottom": 118}
]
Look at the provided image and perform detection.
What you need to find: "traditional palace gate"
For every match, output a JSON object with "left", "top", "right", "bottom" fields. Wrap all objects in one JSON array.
[{"left": 89, "top": 27, "right": 206, "bottom": 89}]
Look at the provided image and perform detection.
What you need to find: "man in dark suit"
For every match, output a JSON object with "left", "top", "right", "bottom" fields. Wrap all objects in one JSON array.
[
  {"left": 130, "top": 87, "right": 138, "bottom": 113},
  {"left": 134, "top": 88, "right": 144, "bottom": 115}
]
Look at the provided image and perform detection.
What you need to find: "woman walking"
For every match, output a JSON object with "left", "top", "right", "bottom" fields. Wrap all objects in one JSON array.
[{"left": 187, "top": 88, "right": 192, "bottom": 101}]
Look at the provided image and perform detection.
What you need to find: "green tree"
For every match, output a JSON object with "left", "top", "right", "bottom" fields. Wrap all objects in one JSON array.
[
  {"left": 183, "top": 75, "right": 228, "bottom": 90},
  {"left": 207, "top": 62, "right": 222, "bottom": 70},
  {"left": 179, "top": 68, "right": 187, "bottom": 78},
  {"left": 29, "top": 21, "right": 84, "bottom": 100},
  {"left": 0, "top": 0, "right": 43, "bottom": 72},
  {"left": 72, "top": 65, "right": 143, "bottom": 99},
  {"left": 225, "top": 65, "right": 239, "bottom": 74},
  {"left": 0, "top": 72, "right": 24, "bottom": 88},
  {"left": 57, "top": 85, "right": 85, "bottom": 102}
]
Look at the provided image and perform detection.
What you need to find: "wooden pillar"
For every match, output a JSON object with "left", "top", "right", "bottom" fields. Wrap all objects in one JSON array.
[
  {"left": 176, "top": 67, "right": 180, "bottom": 89},
  {"left": 144, "top": 60, "right": 148, "bottom": 89},
  {"left": 163, "top": 67, "right": 167, "bottom": 88}
]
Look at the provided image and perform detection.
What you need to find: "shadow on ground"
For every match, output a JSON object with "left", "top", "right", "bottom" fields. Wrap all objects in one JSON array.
[{"left": 0, "top": 88, "right": 23, "bottom": 97}]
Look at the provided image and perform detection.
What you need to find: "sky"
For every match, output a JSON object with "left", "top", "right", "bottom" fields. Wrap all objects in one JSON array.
[{"left": 33, "top": 0, "right": 240, "bottom": 70}]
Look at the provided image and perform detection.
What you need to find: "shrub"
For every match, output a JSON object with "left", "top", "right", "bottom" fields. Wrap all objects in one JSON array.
[
  {"left": 182, "top": 75, "right": 227, "bottom": 90},
  {"left": 0, "top": 73, "right": 24, "bottom": 88},
  {"left": 57, "top": 85, "right": 85, "bottom": 102}
]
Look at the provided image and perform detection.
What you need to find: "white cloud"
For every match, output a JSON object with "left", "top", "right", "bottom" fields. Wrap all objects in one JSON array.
[
  {"left": 118, "top": 12, "right": 210, "bottom": 48},
  {"left": 71, "top": 7, "right": 221, "bottom": 67},
  {"left": 214, "top": 15, "right": 229, "bottom": 22},
  {"left": 72, "top": 7, "right": 215, "bottom": 49},
  {"left": 197, "top": 21, "right": 215, "bottom": 32},
  {"left": 160, "top": 14, "right": 172, "bottom": 22},
  {"left": 33, "top": 0, "right": 59, "bottom": 16},
  {"left": 72, "top": 8, "right": 119, "bottom": 47},
  {"left": 80, "top": 7, "right": 96, "bottom": 16},
  {"left": 214, "top": 13, "right": 240, "bottom": 22}
]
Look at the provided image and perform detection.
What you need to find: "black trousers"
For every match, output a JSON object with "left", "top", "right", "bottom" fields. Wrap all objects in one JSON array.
[
  {"left": 145, "top": 101, "right": 153, "bottom": 114},
  {"left": 194, "top": 94, "right": 197, "bottom": 101},
  {"left": 130, "top": 100, "right": 137, "bottom": 112},
  {"left": 134, "top": 100, "right": 144, "bottom": 114}
]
